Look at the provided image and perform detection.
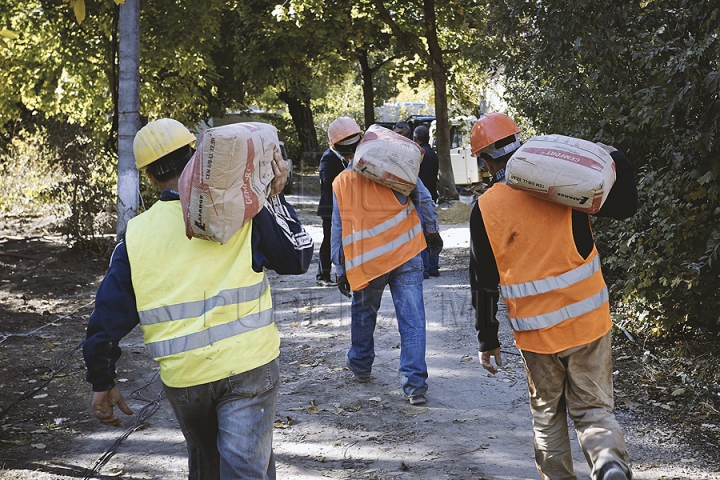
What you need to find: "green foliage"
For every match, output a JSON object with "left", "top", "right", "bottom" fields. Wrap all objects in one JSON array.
[
  {"left": 0, "top": 130, "right": 66, "bottom": 216},
  {"left": 486, "top": 0, "right": 720, "bottom": 333}
]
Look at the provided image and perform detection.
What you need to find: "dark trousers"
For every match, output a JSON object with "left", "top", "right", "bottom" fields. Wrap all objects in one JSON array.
[{"left": 316, "top": 216, "right": 332, "bottom": 280}]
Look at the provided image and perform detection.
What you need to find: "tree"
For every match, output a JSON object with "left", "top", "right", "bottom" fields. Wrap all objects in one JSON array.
[
  {"left": 370, "top": 0, "right": 483, "bottom": 201},
  {"left": 116, "top": 0, "right": 140, "bottom": 237},
  {"left": 483, "top": 0, "right": 720, "bottom": 332}
]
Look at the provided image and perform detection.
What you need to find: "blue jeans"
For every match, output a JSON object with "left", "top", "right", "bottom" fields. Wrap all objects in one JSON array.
[
  {"left": 421, "top": 247, "right": 440, "bottom": 276},
  {"left": 163, "top": 359, "right": 280, "bottom": 480},
  {"left": 347, "top": 255, "right": 428, "bottom": 396}
]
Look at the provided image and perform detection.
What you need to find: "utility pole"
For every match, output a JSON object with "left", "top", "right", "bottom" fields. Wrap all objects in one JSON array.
[{"left": 116, "top": 0, "right": 140, "bottom": 238}]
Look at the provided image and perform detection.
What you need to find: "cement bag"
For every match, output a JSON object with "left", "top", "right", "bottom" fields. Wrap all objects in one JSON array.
[
  {"left": 506, "top": 134, "right": 616, "bottom": 213},
  {"left": 179, "top": 122, "right": 279, "bottom": 244},
  {"left": 353, "top": 124, "right": 424, "bottom": 195}
]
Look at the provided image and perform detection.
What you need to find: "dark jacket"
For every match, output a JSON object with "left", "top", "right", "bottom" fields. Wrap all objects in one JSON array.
[
  {"left": 418, "top": 143, "right": 439, "bottom": 202},
  {"left": 317, "top": 148, "right": 348, "bottom": 217}
]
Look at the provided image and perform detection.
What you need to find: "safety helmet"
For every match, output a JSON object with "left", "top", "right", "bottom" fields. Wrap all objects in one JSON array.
[
  {"left": 133, "top": 118, "right": 196, "bottom": 170},
  {"left": 328, "top": 117, "right": 363, "bottom": 147},
  {"left": 470, "top": 113, "right": 521, "bottom": 157}
]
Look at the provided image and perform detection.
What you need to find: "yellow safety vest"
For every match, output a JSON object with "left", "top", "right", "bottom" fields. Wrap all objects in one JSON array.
[
  {"left": 333, "top": 170, "right": 426, "bottom": 290},
  {"left": 125, "top": 200, "right": 278, "bottom": 388},
  {"left": 479, "top": 184, "right": 611, "bottom": 354}
]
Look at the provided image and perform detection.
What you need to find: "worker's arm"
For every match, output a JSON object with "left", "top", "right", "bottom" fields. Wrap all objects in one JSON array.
[
  {"left": 469, "top": 204, "right": 502, "bottom": 373},
  {"left": 330, "top": 191, "right": 345, "bottom": 276},
  {"left": 594, "top": 150, "right": 639, "bottom": 220},
  {"left": 83, "top": 240, "right": 140, "bottom": 393},
  {"left": 408, "top": 179, "right": 439, "bottom": 234},
  {"left": 251, "top": 194, "right": 314, "bottom": 274}
]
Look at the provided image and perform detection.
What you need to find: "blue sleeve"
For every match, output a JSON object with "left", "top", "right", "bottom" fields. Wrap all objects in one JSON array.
[
  {"left": 83, "top": 240, "right": 140, "bottom": 392},
  {"left": 331, "top": 191, "right": 345, "bottom": 276},
  {"left": 410, "top": 179, "right": 439, "bottom": 233},
  {"left": 594, "top": 151, "right": 639, "bottom": 219},
  {"left": 252, "top": 194, "right": 314, "bottom": 274}
]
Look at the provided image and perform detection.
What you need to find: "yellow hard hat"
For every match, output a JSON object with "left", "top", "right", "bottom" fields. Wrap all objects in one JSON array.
[{"left": 133, "top": 118, "right": 196, "bottom": 170}]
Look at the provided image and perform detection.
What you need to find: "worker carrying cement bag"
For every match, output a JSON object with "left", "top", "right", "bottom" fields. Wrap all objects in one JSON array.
[
  {"left": 353, "top": 124, "right": 425, "bottom": 195},
  {"left": 179, "top": 122, "right": 281, "bottom": 244},
  {"left": 506, "top": 134, "right": 616, "bottom": 214}
]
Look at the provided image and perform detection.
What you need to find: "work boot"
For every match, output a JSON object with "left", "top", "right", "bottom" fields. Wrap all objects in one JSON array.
[{"left": 597, "top": 462, "right": 629, "bottom": 480}]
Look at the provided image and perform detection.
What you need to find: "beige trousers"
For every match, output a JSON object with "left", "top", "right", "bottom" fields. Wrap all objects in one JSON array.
[{"left": 520, "top": 331, "right": 632, "bottom": 480}]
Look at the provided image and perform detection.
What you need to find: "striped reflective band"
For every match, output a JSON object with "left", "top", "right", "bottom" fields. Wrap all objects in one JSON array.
[
  {"left": 345, "top": 222, "right": 423, "bottom": 271},
  {"left": 138, "top": 276, "right": 270, "bottom": 325},
  {"left": 145, "top": 308, "right": 274, "bottom": 358},
  {"left": 500, "top": 254, "right": 601, "bottom": 299},
  {"left": 342, "top": 203, "right": 415, "bottom": 248},
  {"left": 509, "top": 287, "right": 609, "bottom": 331}
]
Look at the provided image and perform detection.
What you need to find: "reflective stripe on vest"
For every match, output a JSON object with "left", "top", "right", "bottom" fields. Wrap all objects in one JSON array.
[
  {"left": 500, "top": 254, "right": 601, "bottom": 299},
  {"left": 343, "top": 204, "right": 421, "bottom": 271},
  {"left": 508, "top": 286, "right": 609, "bottom": 331},
  {"left": 138, "top": 276, "right": 270, "bottom": 325},
  {"left": 145, "top": 308, "right": 274, "bottom": 358}
]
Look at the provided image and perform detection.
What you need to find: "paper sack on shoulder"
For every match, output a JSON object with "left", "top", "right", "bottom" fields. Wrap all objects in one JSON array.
[
  {"left": 178, "top": 122, "right": 280, "bottom": 244},
  {"left": 506, "top": 134, "right": 616, "bottom": 214},
  {"left": 352, "top": 124, "right": 424, "bottom": 195}
]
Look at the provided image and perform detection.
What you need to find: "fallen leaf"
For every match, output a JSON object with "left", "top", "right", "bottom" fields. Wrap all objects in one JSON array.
[
  {"left": 33, "top": 393, "right": 48, "bottom": 399},
  {"left": 31, "top": 443, "right": 46, "bottom": 449},
  {"left": 369, "top": 397, "right": 381, "bottom": 402},
  {"left": 1, "top": 438, "right": 33, "bottom": 446},
  {"left": 452, "top": 418, "right": 477, "bottom": 423},
  {"left": 671, "top": 388, "right": 686, "bottom": 397}
]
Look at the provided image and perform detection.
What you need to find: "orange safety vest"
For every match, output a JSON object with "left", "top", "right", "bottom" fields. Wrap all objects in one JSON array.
[
  {"left": 333, "top": 170, "right": 427, "bottom": 290},
  {"left": 479, "top": 184, "right": 612, "bottom": 354}
]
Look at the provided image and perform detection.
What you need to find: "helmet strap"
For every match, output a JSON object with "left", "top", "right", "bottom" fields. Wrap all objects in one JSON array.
[{"left": 480, "top": 138, "right": 520, "bottom": 159}]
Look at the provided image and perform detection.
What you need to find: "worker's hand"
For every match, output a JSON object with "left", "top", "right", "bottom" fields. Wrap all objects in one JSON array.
[
  {"left": 595, "top": 142, "right": 617, "bottom": 154},
  {"left": 479, "top": 348, "right": 503, "bottom": 375},
  {"left": 91, "top": 387, "right": 133, "bottom": 427},
  {"left": 337, "top": 274, "right": 352, "bottom": 298},
  {"left": 425, "top": 232, "right": 443, "bottom": 257},
  {"left": 269, "top": 147, "right": 289, "bottom": 197}
]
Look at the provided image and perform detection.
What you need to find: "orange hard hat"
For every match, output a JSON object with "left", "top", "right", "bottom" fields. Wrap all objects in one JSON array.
[
  {"left": 470, "top": 113, "right": 521, "bottom": 157},
  {"left": 328, "top": 117, "right": 363, "bottom": 147}
]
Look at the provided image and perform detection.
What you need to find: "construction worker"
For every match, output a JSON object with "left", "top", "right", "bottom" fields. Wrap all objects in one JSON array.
[
  {"left": 413, "top": 124, "right": 440, "bottom": 278},
  {"left": 316, "top": 117, "right": 362, "bottom": 286},
  {"left": 83, "top": 118, "right": 313, "bottom": 480},
  {"left": 331, "top": 127, "right": 443, "bottom": 406},
  {"left": 469, "top": 112, "right": 637, "bottom": 480},
  {"left": 393, "top": 121, "right": 412, "bottom": 139}
]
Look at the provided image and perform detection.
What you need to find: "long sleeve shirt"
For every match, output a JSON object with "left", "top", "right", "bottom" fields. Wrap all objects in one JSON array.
[
  {"left": 83, "top": 191, "right": 313, "bottom": 391},
  {"left": 469, "top": 150, "right": 639, "bottom": 352},
  {"left": 330, "top": 168, "right": 440, "bottom": 277}
]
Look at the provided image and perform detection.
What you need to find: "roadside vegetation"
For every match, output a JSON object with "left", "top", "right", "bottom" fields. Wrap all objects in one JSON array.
[{"left": 0, "top": 1, "right": 718, "bottom": 394}]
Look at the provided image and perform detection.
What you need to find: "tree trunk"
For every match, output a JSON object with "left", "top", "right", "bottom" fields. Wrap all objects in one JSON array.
[
  {"left": 423, "top": 0, "right": 457, "bottom": 201},
  {"left": 358, "top": 50, "right": 376, "bottom": 129},
  {"left": 278, "top": 89, "right": 320, "bottom": 166},
  {"left": 116, "top": 0, "right": 141, "bottom": 238}
]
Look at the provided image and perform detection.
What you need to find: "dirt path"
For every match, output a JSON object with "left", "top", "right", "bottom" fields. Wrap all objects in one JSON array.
[{"left": 1, "top": 183, "right": 718, "bottom": 479}]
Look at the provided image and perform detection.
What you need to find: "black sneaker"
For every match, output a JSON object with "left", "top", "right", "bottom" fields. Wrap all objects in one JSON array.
[
  {"left": 317, "top": 277, "right": 338, "bottom": 287},
  {"left": 345, "top": 357, "right": 371, "bottom": 383}
]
